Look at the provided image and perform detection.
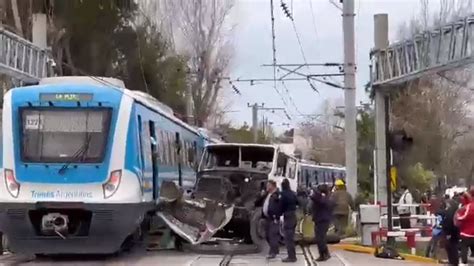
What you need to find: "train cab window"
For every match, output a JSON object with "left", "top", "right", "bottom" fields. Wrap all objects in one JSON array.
[{"left": 21, "top": 108, "right": 112, "bottom": 163}]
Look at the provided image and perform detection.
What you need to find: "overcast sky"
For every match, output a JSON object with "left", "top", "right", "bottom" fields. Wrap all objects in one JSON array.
[{"left": 224, "top": 0, "right": 444, "bottom": 132}]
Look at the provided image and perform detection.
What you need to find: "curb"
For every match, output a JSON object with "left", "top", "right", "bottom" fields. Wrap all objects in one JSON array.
[{"left": 331, "top": 244, "right": 439, "bottom": 264}]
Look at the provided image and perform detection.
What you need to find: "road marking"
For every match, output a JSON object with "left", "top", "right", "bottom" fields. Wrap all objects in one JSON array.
[
  {"left": 185, "top": 255, "right": 202, "bottom": 266},
  {"left": 219, "top": 254, "right": 233, "bottom": 266},
  {"left": 300, "top": 245, "right": 316, "bottom": 266},
  {"left": 334, "top": 252, "right": 351, "bottom": 266}
]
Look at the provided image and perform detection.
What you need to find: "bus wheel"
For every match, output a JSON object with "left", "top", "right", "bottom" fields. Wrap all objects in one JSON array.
[{"left": 250, "top": 208, "right": 266, "bottom": 251}]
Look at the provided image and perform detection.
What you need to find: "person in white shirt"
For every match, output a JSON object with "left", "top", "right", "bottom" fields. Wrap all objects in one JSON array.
[{"left": 397, "top": 185, "right": 414, "bottom": 229}]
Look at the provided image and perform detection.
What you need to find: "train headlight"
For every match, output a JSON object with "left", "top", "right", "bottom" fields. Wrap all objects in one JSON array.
[
  {"left": 103, "top": 170, "right": 122, "bottom": 199},
  {"left": 5, "top": 169, "right": 20, "bottom": 198}
]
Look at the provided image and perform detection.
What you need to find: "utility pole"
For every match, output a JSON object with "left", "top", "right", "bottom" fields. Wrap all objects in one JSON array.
[
  {"left": 342, "top": 0, "right": 358, "bottom": 197},
  {"left": 374, "top": 14, "right": 389, "bottom": 205},
  {"left": 248, "top": 103, "right": 289, "bottom": 143},
  {"left": 248, "top": 103, "right": 263, "bottom": 143},
  {"left": 185, "top": 84, "right": 193, "bottom": 125}
]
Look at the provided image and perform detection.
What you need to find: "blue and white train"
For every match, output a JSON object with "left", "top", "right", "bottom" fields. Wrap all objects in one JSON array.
[{"left": 0, "top": 76, "right": 208, "bottom": 254}]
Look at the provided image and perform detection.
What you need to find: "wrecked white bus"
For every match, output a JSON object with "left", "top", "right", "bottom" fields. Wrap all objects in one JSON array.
[{"left": 158, "top": 143, "right": 298, "bottom": 250}]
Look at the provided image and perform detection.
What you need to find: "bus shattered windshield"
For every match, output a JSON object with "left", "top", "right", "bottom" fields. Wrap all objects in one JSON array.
[{"left": 201, "top": 145, "right": 275, "bottom": 172}]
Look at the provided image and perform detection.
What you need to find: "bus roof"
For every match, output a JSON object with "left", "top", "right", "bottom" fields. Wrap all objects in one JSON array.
[{"left": 299, "top": 162, "right": 346, "bottom": 171}]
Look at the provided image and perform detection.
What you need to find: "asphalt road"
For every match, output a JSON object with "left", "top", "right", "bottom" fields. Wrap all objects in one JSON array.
[{"left": 0, "top": 245, "right": 431, "bottom": 266}]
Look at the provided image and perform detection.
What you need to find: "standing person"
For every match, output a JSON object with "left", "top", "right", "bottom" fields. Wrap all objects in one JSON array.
[
  {"left": 330, "top": 179, "right": 354, "bottom": 237},
  {"left": 311, "top": 184, "right": 334, "bottom": 262},
  {"left": 455, "top": 191, "right": 474, "bottom": 265},
  {"left": 442, "top": 199, "right": 460, "bottom": 266},
  {"left": 256, "top": 180, "right": 281, "bottom": 259},
  {"left": 280, "top": 178, "right": 298, "bottom": 263},
  {"left": 425, "top": 209, "right": 444, "bottom": 258},
  {"left": 397, "top": 185, "right": 414, "bottom": 229}
]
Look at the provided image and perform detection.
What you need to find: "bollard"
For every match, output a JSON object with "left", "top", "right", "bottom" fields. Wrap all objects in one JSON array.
[{"left": 405, "top": 231, "right": 416, "bottom": 255}]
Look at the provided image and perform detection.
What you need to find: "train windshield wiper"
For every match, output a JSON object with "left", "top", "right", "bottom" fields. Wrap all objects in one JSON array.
[{"left": 58, "top": 134, "right": 92, "bottom": 175}]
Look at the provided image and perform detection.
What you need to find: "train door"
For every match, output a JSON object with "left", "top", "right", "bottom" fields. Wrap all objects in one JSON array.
[
  {"left": 175, "top": 132, "right": 182, "bottom": 187},
  {"left": 137, "top": 115, "right": 153, "bottom": 201},
  {"left": 149, "top": 121, "right": 159, "bottom": 200}
]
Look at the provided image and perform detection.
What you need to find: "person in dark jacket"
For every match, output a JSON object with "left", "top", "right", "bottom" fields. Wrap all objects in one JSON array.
[
  {"left": 442, "top": 199, "right": 460, "bottom": 265},
  {"left": 255, "top": 180, "right": 281, "bottom": 259},
  {"left": 280, "top": 178, "right": 298, "bottom": 263},
  {"left": 311, "top": 184, "right": 334, "bottom": 262}
]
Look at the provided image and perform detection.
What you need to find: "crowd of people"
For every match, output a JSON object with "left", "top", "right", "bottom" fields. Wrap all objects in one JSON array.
[
  {"left": 426, "top": 187, "right": 474, "bottom": 266},
  {"left": 256, "top": 178, "right": 353, "bottom": 263}
]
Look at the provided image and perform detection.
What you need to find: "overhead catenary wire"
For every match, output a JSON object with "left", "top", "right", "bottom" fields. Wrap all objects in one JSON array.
[
  {"left": 280, "top": 0, "right": 327, "bottom": 95},
  {"left": 270, "top": 0, "right": 293, "bottom": 118},
  {"left": 281, "top": 80, "right": 303, "bottom": 116},
  {"left": 308, "top": 0, "right": 319, "bottom": 44}
]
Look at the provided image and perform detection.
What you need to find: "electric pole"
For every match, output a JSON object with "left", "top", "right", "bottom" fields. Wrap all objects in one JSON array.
[
  {"left": 342, "top": 0, "right": 358, "bottom": 197},
  {"left": 248, "top": 103, "right": 263, "bottom": 143},
  {"left": 248, "top": 103, "right": 289, "bottom": 143}
]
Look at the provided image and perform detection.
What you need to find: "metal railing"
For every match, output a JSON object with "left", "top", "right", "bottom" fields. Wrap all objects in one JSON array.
[
  {"left": 371, "top": 15, "right": 474, "bottom": 86},
  {"left": 0, "top": 27, "right": 49, "bottom": 83},
  {"left": 378, "top": 203, "right": 436, "bottom": 230}
]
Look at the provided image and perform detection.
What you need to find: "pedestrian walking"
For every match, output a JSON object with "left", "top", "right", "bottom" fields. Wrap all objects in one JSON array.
[
  {"left": 455, "top": 191, "right": 474, "bottom": 265},
  {"left": 255, "top": 180, "right": 281, "bottom": 259},
  {"left": 330, "top": 179, "right": 354, "bottom": 237},
  {"left": 425, "top": 209, "right": 444, "bottom": 258},
  {"left": 397, "top": 185, "right": 414, "bottom": 229},
  {"left": 311, "top": 184, "right": 334, "bottom": 262},
  {"left": 442, "top": 198, "right": 460, "bottom": 266},
  {"left": 280, "top": 178, "right": 298, "bottom": 263}
]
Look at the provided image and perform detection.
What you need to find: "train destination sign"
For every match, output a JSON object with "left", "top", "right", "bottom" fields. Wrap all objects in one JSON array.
[{"left": 40, "top": 93, "right": 93, "bottom": 102}]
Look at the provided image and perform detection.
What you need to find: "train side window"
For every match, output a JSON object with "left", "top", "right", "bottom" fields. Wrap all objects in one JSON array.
[
  {"left": 192, "top": 141, "right": 198, "bottom": 169},
  {"left": 155, "top": 127, "right": 163, "bottom": 164},
  {"left": 183, "top": 140, "right": 189, "bottom": 167},
  {"left": 167, "top": 132, "right": 175, "bottom": 166},
  {"left": 161, "top": 130, "right": 169, "bottom": 165}
]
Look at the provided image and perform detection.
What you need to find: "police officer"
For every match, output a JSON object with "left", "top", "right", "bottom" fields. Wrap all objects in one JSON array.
[
  {"left": 256, "top": 180, "right": 281, "bottom": 259},
  {"left": 280, "top": 178, "right": 298, "bottom": 263},
  {"left": 311, "top": 184, "right": 334, "bottom": 262}
]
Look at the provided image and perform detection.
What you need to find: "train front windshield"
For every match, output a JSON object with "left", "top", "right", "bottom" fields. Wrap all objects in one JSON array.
[{"left": 20, "top": 108, "right": 112, "bottom": 163}]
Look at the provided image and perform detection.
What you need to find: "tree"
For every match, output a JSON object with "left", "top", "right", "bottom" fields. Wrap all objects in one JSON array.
[
  {"left": 1, "top": 0, "right": 189, "bottom": 115},
  {"left": 161, "top": 0, "right": 235, "bottom": 127},
  {"left": 216, "top": 123, "right": 270, "bottom": 144},
  {"left": 357, "top": 108, "right": 375, "bottom": 196},
  {"left": 391, "top": 0, "right": 474, "bottom": 189}
]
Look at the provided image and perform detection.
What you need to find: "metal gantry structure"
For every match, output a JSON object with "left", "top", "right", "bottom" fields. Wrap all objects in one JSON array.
[
  {"left": 0, "top": 27, "right": 49, "bottom": 83},
  {"left": 371, "top": 15, "right": 474, "bottom": 86},
  {"left": 371, "top": 13, "right": 474, "bottom": 236}
]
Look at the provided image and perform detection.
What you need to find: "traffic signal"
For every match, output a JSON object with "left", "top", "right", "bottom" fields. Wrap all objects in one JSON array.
[{"left": 389, "top": 130, "right": 413, "bottom": 151}]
